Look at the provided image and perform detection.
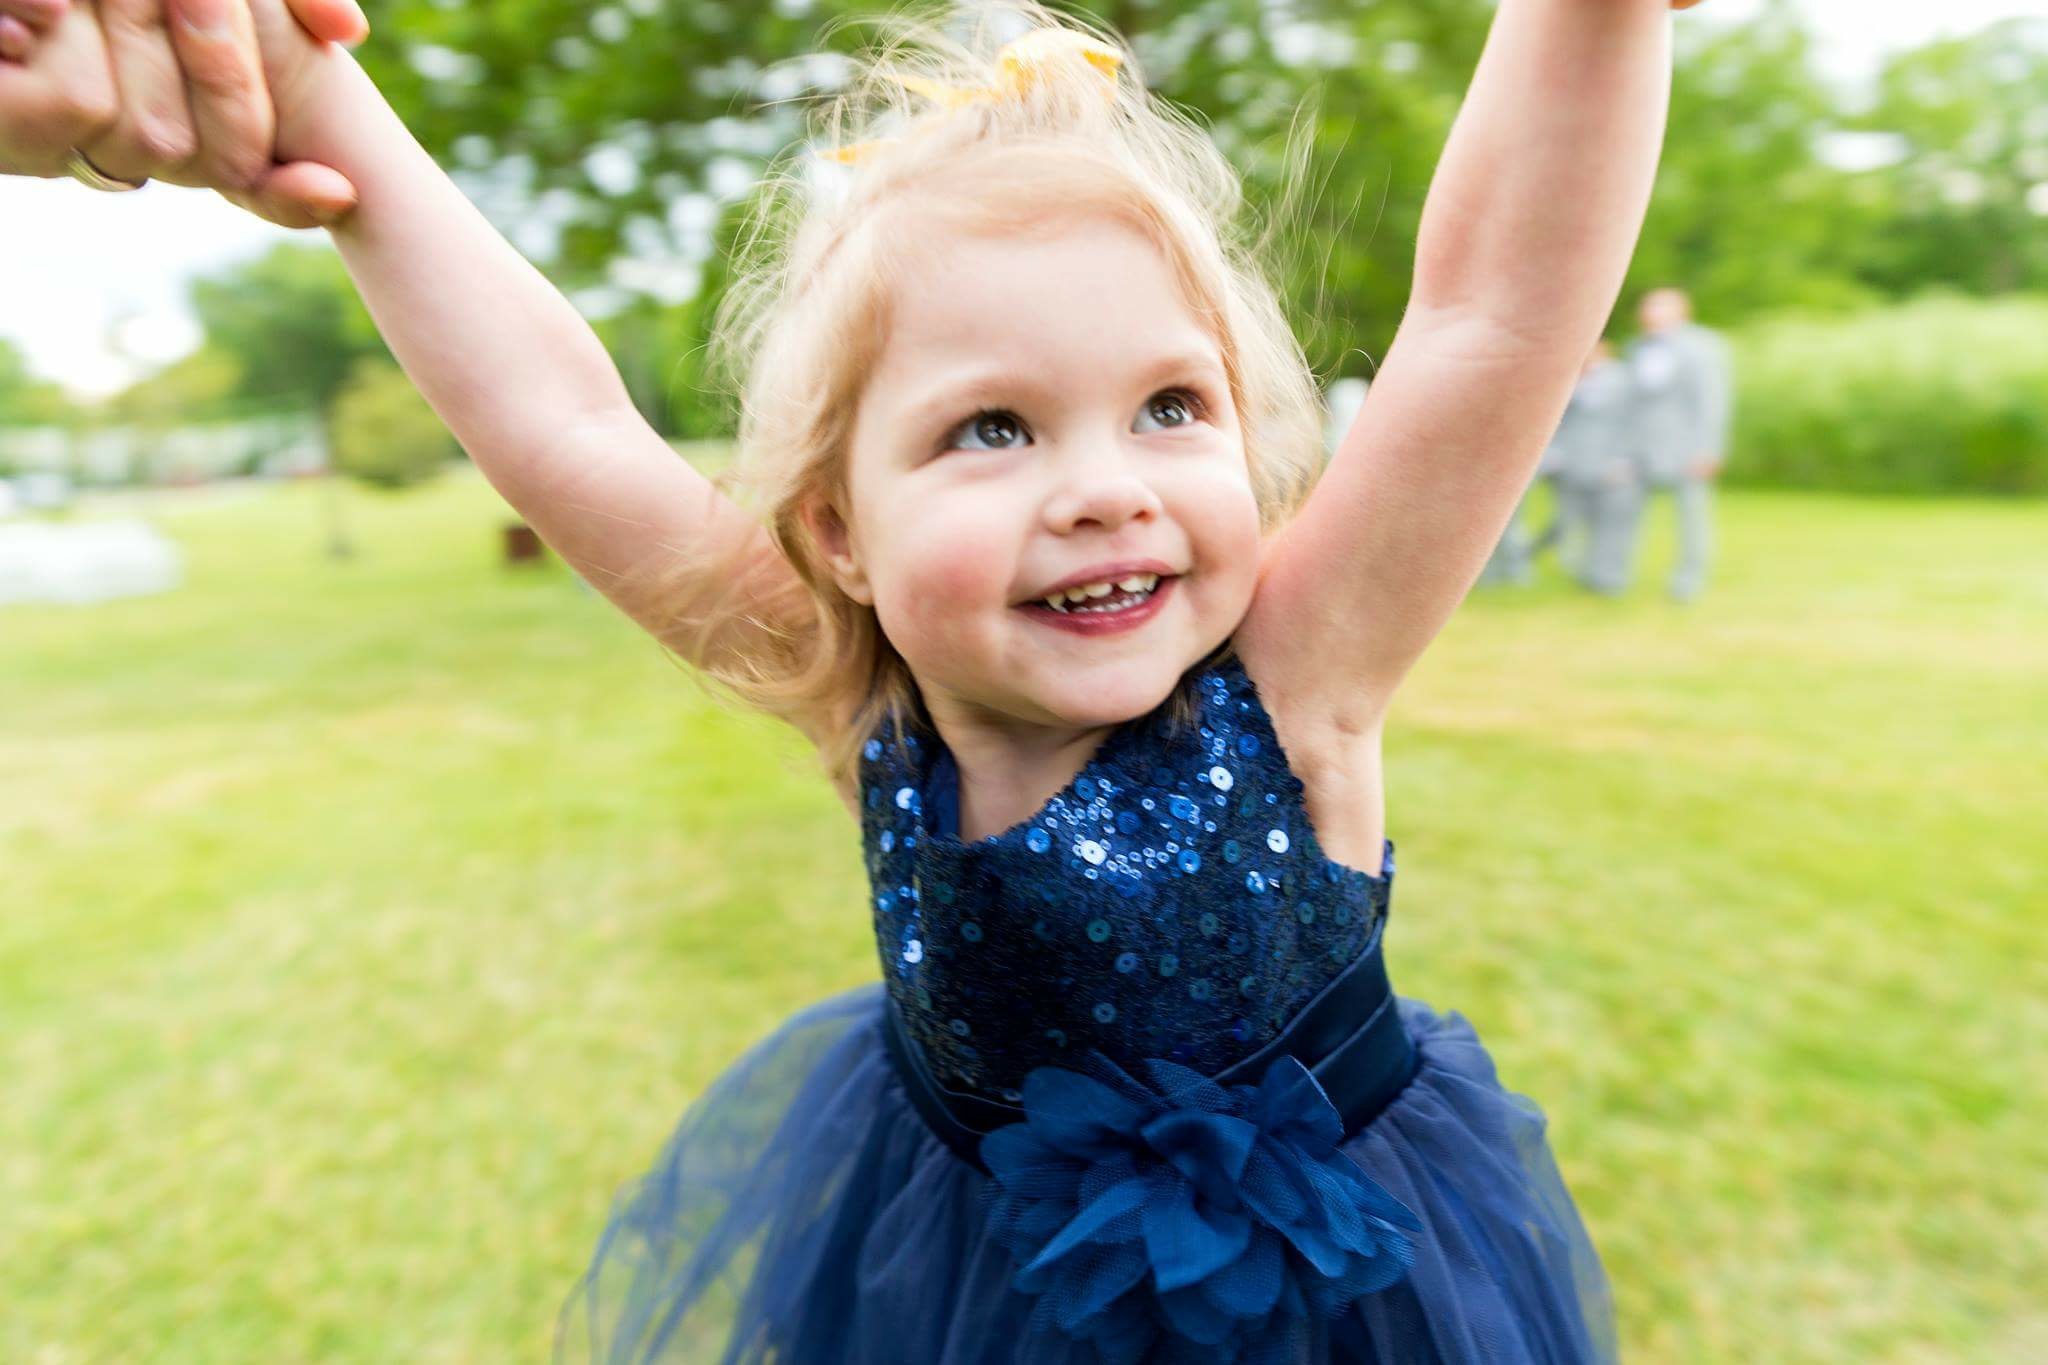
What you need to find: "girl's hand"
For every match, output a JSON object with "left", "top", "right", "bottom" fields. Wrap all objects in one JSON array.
[{"left": 0, "top": 0, "right": 364, "bottom": 227}]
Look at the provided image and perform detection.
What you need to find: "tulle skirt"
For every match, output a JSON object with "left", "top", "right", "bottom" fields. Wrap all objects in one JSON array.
[{"left": 555, "top": 982, "right": 1617, "bottom": 1364}]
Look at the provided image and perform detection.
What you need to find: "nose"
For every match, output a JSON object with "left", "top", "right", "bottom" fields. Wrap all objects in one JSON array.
[{"left": 1041, "top": 447, "right": 1164, "bottom": 536}]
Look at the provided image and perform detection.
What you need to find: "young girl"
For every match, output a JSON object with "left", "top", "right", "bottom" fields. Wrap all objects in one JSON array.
[{"left": 8, "top": 0, "right": 1692, "bottom": 1358}]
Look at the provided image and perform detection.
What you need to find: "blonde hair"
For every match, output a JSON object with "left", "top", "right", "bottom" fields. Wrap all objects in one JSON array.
[{"left": 631, "top": 2, "right": 1325, "bottom": 784}]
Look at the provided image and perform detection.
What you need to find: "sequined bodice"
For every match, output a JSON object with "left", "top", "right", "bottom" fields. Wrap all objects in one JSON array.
[{"left": 858, "top": 655, "right": 1395, "bottom": 1110}]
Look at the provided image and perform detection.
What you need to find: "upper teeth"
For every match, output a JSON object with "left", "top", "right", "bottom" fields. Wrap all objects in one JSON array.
[{"left": 1042, "top": 573, "right": 1160, "bottom": 610}]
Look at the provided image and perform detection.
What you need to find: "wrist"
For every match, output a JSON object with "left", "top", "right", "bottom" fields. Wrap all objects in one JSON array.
[{"left": 269, "top": 44, "right": 373, "bottom": 165}]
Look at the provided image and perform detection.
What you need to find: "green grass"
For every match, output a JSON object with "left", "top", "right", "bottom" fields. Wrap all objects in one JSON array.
[{"left": 3, "top": 471, "right": 2043, "bottom": 1362}]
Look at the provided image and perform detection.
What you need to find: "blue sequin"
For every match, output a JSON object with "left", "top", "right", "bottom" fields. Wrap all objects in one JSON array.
[{"left": 856, "top": 653, "right": 1393, "bottom": 1106}]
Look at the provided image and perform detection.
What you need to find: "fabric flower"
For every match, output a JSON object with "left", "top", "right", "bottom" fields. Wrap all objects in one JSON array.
[{"left": 978, "top": 1049, "right": 1418, "bottom": 1363}]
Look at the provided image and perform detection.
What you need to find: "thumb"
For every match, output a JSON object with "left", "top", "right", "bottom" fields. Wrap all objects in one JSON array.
[
  {"left": 229, "top": 159, "right": 358, "bottom": 229},
  {"left": 283, "top": 0, "right": 369, "bottom": 46}
]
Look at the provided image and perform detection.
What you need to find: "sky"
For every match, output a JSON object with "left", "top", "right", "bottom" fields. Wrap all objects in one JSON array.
[{"left": 1, "top": 0, "right": 2043, "bottom": 398}]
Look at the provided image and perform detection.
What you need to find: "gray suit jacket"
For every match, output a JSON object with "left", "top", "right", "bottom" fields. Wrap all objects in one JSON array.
[
  {"left": 1624, "top": 323, "right": 1732, "bottom": 485},
  {"left": 1543, "top": 359, "right": 1635, "bottom": 483}
]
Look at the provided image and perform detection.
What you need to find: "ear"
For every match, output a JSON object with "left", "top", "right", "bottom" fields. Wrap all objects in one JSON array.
[{"left": 803, "top": 496, "right": 874, "bottom": 605}]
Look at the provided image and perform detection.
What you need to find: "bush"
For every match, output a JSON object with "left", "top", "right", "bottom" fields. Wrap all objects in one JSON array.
[
  {"left": 1728, "top": 294, "right": 2048, "bottom": 496},
  {"left": 329, "top": 359, "right": 460, "bottom": 490}
]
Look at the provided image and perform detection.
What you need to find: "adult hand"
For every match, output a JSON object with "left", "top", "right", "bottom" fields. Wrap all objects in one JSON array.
[
  {"left": 0, "top": 0, "right": 366, "bottom": 227},
  {"left": 1687, "top": 455, "right": 1721, "bottom": 480}
]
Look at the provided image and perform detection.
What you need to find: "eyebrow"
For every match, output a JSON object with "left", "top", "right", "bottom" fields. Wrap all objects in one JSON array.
[{"left": 899, "top": 348, "right": 1229, "bottom": 434}]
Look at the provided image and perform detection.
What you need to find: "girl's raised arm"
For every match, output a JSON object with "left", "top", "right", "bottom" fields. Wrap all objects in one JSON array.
[
  {"left": 1239, "top": 0, "right": 1677, "bottom": 721},
  {"left": 227, "top": 0, "right": 801, "bottom": 667}
]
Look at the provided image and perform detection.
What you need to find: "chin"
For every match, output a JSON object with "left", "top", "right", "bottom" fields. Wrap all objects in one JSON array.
[{"left": 1021, "top": 650, "right": 1201, "bottom": 729}]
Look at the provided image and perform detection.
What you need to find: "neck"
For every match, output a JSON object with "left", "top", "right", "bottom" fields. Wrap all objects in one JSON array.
[{"left": 922, "top": 694, "right": 1118, "bottom": 842}]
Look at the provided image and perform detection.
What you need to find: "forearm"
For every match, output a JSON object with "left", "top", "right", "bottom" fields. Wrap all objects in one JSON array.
[
  {"left": 276, "top": 50, "right": 638, "bottom": 486},
  {"left": 1407, "top": 0, "right": 1672, "bottom": 346}
]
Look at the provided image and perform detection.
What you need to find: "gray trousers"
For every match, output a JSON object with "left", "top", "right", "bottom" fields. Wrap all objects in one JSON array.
[
  {"left": 1618, "top": 477, "right": 1713, "bottom": 600},
  {"left": 1551, "top": 475, "right": 1643, "bottom": 595},
  {"left": 1479, "top": 478, "right": 1547, "bottom": 586}
]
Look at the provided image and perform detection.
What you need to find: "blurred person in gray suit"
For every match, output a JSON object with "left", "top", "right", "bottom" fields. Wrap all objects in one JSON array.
[
  {"left": 1533, "top": 338, "right": 1639, "bottom": 593},
  {"left": 1619, "top": 286, "right": 1732, "bottom": 602},
  {"left": 1477, "top": 472, "right": 1542, "bottom": 587}
]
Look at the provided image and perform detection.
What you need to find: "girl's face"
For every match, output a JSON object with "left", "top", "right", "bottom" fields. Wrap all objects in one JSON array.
[{"left": 827, "top": 216, "right": 1262, "bottom": 740}]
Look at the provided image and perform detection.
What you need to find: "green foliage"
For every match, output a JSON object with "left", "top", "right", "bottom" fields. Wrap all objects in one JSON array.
[
  {"left": 329, "top": 358, "right": 461, "bottom": 489},
  {"left": 342, "top": 1, "right": 2046, "bottom": 485},
  {"left": 1728, "top": 294, "right": 2048, "bottom": 497},
  {"left": 187, "top": 244, "right": 387, "bottom": 415},
  {"left": 1630, "top": 0, "right": 1885, "bottom": 323},
  {"left": 1849, "top": 20, "right": 2048, "bottom": 298},
  {"left": 591, "top": 289, "right": 727, "bottom": 438},
  {"left": 98, "top": 346, "right": 245, "bottom": 428},
  {"left": 0, "top": 337, "right": 77, "bottom": 431}
]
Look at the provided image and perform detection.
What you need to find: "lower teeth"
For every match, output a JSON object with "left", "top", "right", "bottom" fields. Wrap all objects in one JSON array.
[{"left": 1065, "top": 589, "right": 1150, "bottom": 614}]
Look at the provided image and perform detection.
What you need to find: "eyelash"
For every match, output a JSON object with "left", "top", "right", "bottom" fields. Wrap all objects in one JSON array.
[{"left": 939, "top": 387, "right": 1212, "bottom": 454}]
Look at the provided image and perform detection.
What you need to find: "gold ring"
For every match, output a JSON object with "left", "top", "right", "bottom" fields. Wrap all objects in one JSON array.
[{"left": 63, "top": 148, "right": 148, "bottom": 192}]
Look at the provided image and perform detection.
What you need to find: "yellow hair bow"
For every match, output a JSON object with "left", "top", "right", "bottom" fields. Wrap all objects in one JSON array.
[{"left": 820, "top": 29, "right": 1123, "bottom": 165}]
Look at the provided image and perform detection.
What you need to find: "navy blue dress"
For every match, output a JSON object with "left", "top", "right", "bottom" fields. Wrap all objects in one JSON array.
[{"left": 558, "top": 656, "right": 1617, "bottom": 1363}]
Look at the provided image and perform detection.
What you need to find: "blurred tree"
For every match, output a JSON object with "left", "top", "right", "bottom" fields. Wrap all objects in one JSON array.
[
  {"left": 185, "top": 246, "right": 392, "bottom": 554},
  {"left": 99, "top": 346, "right": 245, "bottom": 428},
  {"left": 349, "top": 0, "right": 2038, "bottom": 432},
  {"left": 329, "top": 356, "right": 462, "bottom": 489},
  {"left": 1627, "top": 0, "right": 1878, "bottom": 326},
  {"left": 1849, "top": 18, "right": 2048, "bottom": 297},
  {"left": 0, "top": 337, "right": 77, "bottom": 427},
  {"left": 356, "top": 0, "right": 1491, "bottom": 395},
  {"left": 187, "top": 244, "right": 388, "bottom": 418}
]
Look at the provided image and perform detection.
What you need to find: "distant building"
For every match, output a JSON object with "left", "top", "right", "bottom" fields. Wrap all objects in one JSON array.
[{"left": 0, "top": 414, "right": 328, "bottom": 488}]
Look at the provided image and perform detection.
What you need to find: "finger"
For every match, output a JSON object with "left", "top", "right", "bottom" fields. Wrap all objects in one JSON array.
[
  {"left": 281, "top": 0, "right": 365, "bottom": 47},
  {"left": 235, "top": 157, "right": 356, "bottom": 228},
  {"left": 78, "top": 0, "right": 200, "bottom": 180},
  {"left": 163, "top": 0, "right": 275, "bottom": 193},
  {"left": 0, "top": 0, "right": 68, "bottom": 31},
  {"left": 0, "top": 1, "right": 118, "bottom": 175},
  {"left": 0, "top": 15, "right": 34, "bottom": 61}
]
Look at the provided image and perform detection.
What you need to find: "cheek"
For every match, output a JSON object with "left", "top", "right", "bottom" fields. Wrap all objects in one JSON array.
[
  {"left": 868, "top": 509, "right": 1015, "bottom": 646},
  {"left": 1177, "top": 462, "right": 1264, "bottom": 589}
]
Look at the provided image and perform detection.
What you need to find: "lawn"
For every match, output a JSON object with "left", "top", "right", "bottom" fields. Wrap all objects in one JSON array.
[{"left": 3, "top": 470, "right": 2042, "bottom": 1362}]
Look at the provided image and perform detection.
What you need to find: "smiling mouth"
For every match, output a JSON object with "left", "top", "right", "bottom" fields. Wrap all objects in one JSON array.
[
  {"left": 1035, "top": 571, "right": 1162, "bottom": 615},
  {"left": 1015, "top": 573, "right": 1179, "bottom": 636}
]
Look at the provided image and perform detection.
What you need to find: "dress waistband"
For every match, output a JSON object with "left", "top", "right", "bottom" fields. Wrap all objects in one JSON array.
[{"left": 879, "top": 930, "right": 1419, "bottom": 1175}]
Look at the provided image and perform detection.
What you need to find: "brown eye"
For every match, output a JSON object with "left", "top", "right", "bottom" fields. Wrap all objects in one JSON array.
[
  {"left": 1134, "top": 389, "right": 1202, "bottom": 433},
  {"left": 945, "top": 409, "right": 1030, "bottom": 452}
]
